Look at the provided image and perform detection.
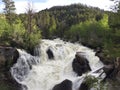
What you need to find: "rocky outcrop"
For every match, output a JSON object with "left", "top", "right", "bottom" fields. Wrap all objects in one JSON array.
[
  {"left": 52, "top": 79, "right": 72, "bottom": 90},
  {"left": 95, "top": 49, "right": 114, "bottom": 65},
  {"left": 72, "top": 52, "right": 91, "bottom": 76},
  {"left": 0, "top": 46, "right": 19, "bottom": 70},
  {"left": 0, "top": 46, "right": 21, "bottom": 90},
  {"left": 109, "top": 57, "right": 120, "bottom": 80},
  {"left": 46, "top": 48, "right": 54, "bottom": 59},
  {"left": 95, "top": 50, "right": 120, "bottom": 81}
]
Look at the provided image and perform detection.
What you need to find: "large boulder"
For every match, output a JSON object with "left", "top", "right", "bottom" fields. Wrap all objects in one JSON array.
[
  {"left": 72, "top": 52, "right": 91, "bottom": 76},
  {"left": 52, "top": 79, "right": 72, "bottom": 90}
]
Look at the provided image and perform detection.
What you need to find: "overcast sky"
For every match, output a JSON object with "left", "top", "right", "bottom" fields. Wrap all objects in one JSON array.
[{"left": 0, "top": 0, "right": 114, "bottom": 14}]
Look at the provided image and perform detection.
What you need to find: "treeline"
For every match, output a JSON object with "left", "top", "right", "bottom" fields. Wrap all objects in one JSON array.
[
  {"left": 0, "top": 1, "right": 120, "bottom": 58},
  {"left": 32, "top": 3, "right": 119, "bottom": 58},
  {"left": 19, "top": 4, "right": 104, "bottom": 39},
  {"left": 0, "top": 0, "right": 41, "bottom": 54}
]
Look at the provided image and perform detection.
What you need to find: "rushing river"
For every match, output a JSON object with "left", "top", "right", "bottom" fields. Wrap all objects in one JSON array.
[{"left": 10, "top": 39, "right": 105, "bottom": 90}]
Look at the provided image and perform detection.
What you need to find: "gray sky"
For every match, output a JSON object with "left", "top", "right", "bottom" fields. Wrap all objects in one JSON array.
[{"left": 0, "top": 0, "right": 114, "bottom": 14}]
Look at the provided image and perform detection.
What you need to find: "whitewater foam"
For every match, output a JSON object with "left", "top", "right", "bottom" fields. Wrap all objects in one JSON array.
[{"left": 11, "top": 39, "right": 104, "bottom": 90}]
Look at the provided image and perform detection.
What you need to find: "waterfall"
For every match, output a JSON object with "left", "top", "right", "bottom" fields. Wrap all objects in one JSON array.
[{"left": 10, "top": 39, "right": 105, "bottom": 90}]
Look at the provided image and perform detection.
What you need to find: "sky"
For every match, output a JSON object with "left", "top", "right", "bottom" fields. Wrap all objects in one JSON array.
[{"left": 0, "top": 0, "right": 114, "bottom": 14}]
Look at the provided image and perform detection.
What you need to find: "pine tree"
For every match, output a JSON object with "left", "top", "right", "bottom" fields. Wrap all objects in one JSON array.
[{"left": 2, "top": 0, "right": 16, "bottom": 25}]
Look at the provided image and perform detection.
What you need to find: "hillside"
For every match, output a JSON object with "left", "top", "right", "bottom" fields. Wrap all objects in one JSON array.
[{"left": 19, "top": 4, "right": 105, "bottom": 39}]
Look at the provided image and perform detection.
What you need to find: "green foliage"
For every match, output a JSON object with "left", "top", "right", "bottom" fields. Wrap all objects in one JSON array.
[
  {"left": 0, "top": 16, "right": 12, "bottom": 45},
  {"left": 109, "top": 13, "right": 120, "bottom": 29},
  {"left": 106, "top": 0, "right": 120, "bottom": 58},
  {"left": 85, "top": 76, "right": 99, "bottom": 88},
  {"left": 0, "top": 15, "right": 41, "bottom": 53},
  {"left": 36, "top": 11, "right": 51, "bottom": 38},
  {"left": 99, "top": 14, "right": 109, "bottom": 29},
  {"left": 23, "top": 30, "right": 41, "bottom": 52},
  {"left": 0, "top": 2, "right": 120, "bottom": 58},
  {"left": 85, "top": 76, "right": 108, "bottom": 90},
  {"left": 11, "top": 19, "right": 25, "bottom": 42},
  {"left": 49, "top": 16, "right": 57, "bottom": 37},
  {"left": 0, "top": 15, "right": 9, "bottom": 37},
  {"left": 0, "top": 1, "right": 41, "bottom": 53},
  {"left": 66, "top": 14, "right": 109, "bottom": 48},
  {"left": 0, "top": 16, "right": 25, "bottom": 45},
  {"left": 103, "top": 34, "right": 120, "bottom": 57},
  {"left": 34, "top": 4, "right": 104, "bottom": 39}
]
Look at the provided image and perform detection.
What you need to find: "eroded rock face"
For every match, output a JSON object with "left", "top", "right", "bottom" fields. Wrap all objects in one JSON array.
[
  {"left": 0, "top": 46, "right": 19, "bottom": 71},
  {"left": 95, "top": 50, "right": 114, "bottom": 65},
  {"left": 0, "top": 46, "right": 21, "bottom": 90},
  {"left": 95, "top": 50, "right": 120, "bottom": 81},
  {"left": 72, "top": 52, "right": 91, "bottom": 76},
  {"left": 52, "top": 79, "right": 72, "bottom": 90}
]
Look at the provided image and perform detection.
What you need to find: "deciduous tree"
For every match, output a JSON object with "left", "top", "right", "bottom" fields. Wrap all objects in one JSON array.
[{"left": 2, "top": 0, "right": 16, "bottom": 25}]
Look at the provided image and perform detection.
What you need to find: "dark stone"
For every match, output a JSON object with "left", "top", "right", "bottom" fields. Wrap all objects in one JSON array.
[
  {"left": 95, "top": 48, "right": 114, "bottom": 65},
  {"left": 95, "top": 52, "right": 114, "bottom": 81},
  {"left": 52, "top": 79, "right": 72, "bottom": 90},
  {"left": 96, "top": 49, "right": 120, "bottom": 81},
  {"left": 108, "top": 57, "right": 120, "bottom": 80},
  {"left": 72, "top": 52, "right": 91, "bottom": 76},
  {"left": 46, "top": 48, "right": 54, "bottom": 59},
  {"left": 0, "top": 46, "right": 21, "bottom": 90},
  {"left": 0, "top": 46, "right": 19, "bottom": 70},
  {"left": 102, "top": 65, "right": 115, "bottom": 81},
  {"left": 79, "top": 82, "right": 89, "bottom": 90}
]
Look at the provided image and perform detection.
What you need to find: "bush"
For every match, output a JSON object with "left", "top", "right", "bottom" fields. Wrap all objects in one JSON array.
[
  {"left": 23, "top": 30, "right": 41, "bottom": 53},
  {"left": 85, "top": 76, "right": 108, "bottom": 90}
]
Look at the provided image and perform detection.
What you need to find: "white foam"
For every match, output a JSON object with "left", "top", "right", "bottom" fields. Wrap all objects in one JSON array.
[{"left": 11, "top": 39, "right": 104, "bottom": 90}]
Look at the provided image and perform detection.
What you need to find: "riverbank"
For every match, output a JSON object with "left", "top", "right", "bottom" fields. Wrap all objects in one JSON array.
[{"left": 0, "top": 47, "right": 22, "bottom": 90}]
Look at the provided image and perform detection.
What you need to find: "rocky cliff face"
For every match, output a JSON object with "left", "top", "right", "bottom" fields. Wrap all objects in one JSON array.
[
  {"left": 95, "top": 50, "right": 120, "bottom": 83},
  {"left": 0, "top": 46, "right": 19, "bottom": 70},
  {"left": 0, "top": 46, "right": 22, "bottom": 90},
  {"left": 74, "top": 50, "right": 120, "bottom": 90}
]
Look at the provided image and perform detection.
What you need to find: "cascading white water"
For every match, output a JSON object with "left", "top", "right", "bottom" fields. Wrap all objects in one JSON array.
[{"left": 11, "top": 39, "right": 105, "bottom": 90}]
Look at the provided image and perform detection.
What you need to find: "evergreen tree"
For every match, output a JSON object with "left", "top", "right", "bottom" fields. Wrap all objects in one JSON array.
[
  {"left": 109, "top": 0, "right": 120, "bottom": 29},
  {"left": 2, "top": 0, "right": 16, "bottom": 25}
]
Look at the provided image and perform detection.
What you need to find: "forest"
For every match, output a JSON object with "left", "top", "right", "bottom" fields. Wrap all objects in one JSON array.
[
  {"left": 0, "top": 0, "right": 120, "bottom": 90},
  {"left": 0, "top": 0, "right": 120, "bottom": 58}
]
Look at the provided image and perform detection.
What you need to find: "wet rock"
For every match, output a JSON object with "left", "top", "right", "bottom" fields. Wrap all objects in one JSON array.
[
  {"left": 52, "top": 79, "right": 72, "bottom": 90},
  {"left": 0, "top": 46, "right": 21, "bottom": 90},
  {"left": 72, "top": 52, "right": 91, "bottom": 76},
  {"left": 0, "top": 46, "right": 19, "bottom": 71},
  {"left": 46, "top": 48, "right": 54, "bottom": 59}
]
